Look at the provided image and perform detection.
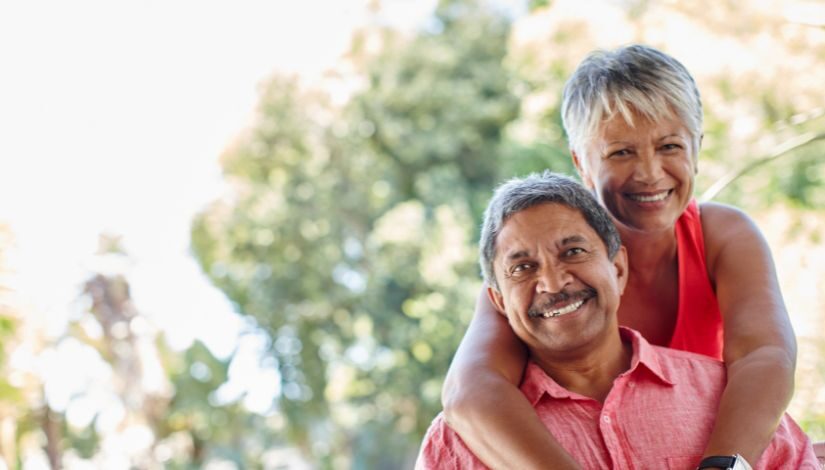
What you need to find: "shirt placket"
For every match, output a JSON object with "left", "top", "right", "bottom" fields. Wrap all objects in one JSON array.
[{"left": 599, "top": 375, "right": 631, "bottom": 469}]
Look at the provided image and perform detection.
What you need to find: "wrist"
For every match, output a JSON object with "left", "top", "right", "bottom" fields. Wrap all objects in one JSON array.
[{"left": 696, "top": 454, "right": 752, "bottom": 470}]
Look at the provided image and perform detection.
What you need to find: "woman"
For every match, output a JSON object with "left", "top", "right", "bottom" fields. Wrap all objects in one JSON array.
[{"left": 441, "top": 45, "right": 797, "bottom": 468}]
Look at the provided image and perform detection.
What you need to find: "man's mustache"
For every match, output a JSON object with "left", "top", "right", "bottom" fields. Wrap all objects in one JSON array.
[{"left": 527, "top": 287, "right": 597, "bottom": 318}]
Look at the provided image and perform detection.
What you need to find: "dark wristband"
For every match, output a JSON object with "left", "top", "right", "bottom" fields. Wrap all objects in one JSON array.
[{"left": 696, "top": 455, "right": 738, "bottom": 470}]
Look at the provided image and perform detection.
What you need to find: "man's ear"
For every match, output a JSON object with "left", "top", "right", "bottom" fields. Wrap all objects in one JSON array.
[
  {"left": 571, "top": 149, "right": 594, "bottom": 190},
  {"left": 613, "top": 246, "right": 629, "bottom": 295},
  {"left": 487, "top": 285, "right": 507, "bottom": 317}
]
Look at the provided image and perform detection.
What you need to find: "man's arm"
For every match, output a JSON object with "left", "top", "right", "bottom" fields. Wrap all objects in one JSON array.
[
  {"left": 701, "top": 203, "right": 797, "bottom": 465},
  {"left": 440, "top": 288, "right": 581, "bottom": 469}
]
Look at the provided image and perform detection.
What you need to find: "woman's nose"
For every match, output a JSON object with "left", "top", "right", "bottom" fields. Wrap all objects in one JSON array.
[{"left": 633, "top": 149, "right": 664, "bottom": 184}]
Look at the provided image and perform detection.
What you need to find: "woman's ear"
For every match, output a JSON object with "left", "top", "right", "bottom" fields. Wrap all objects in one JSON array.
[
  {"left": 694, "top": 134, "right": 703, "bottom": 175},
  {"left": 571, "top": 150, "right": 595, "bottom": 189}
]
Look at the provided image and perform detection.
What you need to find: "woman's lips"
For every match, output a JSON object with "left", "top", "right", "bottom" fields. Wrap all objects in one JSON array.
[{"left": 625, "top": 189, "right": 672, "bottom": 202}]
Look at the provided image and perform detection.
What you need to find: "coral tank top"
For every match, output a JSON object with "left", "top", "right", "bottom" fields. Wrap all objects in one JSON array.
[{"left": 668, "top": 199, "right": 724, "bottom": 360}]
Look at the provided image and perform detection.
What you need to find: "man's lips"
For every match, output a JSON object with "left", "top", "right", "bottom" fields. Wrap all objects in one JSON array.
[
  {"left": 528, "top": 288, "right": 596, "bottom": 319},
  {"left": 624, "top": 189, "right": 673, "bottom": 203}
]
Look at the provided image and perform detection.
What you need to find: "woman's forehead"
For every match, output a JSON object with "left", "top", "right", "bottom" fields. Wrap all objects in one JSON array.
[{"left": 597, "top": 110, "right": 688, "bottom": 140}]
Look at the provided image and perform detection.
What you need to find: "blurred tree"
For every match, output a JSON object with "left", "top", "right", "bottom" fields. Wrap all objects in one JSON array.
[
  {"left": 189, "top": 0, "right": 554, "bottom": 466},
  {"left": 45, "top": 234, "right": 288, "bottom": 468},
  {"left": 0, "top": 223, "right": 23, "bottom": 468},
  {"left": 0, "top": 225, "right": 45, "bottom": 470}
]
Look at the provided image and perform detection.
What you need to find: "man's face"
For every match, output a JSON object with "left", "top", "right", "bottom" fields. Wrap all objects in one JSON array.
[{"left": 489, "top": 203, "right": 628, "bottom": 359}]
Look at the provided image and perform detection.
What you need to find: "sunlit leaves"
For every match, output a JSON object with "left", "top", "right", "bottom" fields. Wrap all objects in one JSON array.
[{"left": 190, "top": 0, "right": 522, "bottom": 466}]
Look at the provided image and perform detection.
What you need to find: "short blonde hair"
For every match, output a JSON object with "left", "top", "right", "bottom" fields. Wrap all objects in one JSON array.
[{"left": 561, "top": 45, "right": 703, "bottom": 159}]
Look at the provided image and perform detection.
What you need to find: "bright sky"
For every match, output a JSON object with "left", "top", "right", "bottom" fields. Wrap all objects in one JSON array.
[
  {"left": 0, "top": 1, "right": 448, "bottom": 431},
  {"left": 0, "top": 0, "right": 444, "bottom": 356}
]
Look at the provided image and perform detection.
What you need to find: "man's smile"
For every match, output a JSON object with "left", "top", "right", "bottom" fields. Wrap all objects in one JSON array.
[{"left": 528, "top": 288, "right": 596, "bottom": 319}]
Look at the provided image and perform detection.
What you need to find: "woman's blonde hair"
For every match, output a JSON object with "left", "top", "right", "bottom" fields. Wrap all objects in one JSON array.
[{"left": 561, "top": 44, "right": 703, "bottom": 162}]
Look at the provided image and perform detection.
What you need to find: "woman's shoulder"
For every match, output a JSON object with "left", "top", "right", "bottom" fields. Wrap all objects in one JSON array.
[
  {"left": 698, "top": 201, "right": 766, "bottom": 275},
  {"left": 698, "top": 201, "right": 760, "bottom": 237},
  {"left": 698, "top": 200, "right": 749, "bottom": 221}
]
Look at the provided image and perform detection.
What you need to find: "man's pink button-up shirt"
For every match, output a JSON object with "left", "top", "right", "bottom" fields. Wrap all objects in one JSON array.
[{"left": 417, "top": 328, "right": 818, "bottom": 469}]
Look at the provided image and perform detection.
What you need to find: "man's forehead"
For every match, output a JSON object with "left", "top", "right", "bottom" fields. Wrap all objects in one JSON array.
[{"left": 496, "top": 203, "right": 597, "bottom": 252}]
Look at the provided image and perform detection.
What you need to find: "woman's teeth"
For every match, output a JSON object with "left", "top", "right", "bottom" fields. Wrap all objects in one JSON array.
[
  {"left": 541, "top": 299, "right": 585, "bottom": 318},
  {"left": 628, "top": 190, "right": 670, "bottom": 202}
]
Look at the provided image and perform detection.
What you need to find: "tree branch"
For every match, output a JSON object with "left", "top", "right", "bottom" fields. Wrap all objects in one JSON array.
[{"left": 700, "top": 131, "right": 825, "bottom": 202}]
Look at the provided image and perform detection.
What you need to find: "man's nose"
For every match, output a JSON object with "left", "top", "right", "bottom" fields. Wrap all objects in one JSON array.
[{"left": 536, "top": 263, "right": 572, "bottom": 294}]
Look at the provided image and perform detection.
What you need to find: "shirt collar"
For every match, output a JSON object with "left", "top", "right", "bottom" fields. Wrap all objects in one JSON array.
[
  {"left": 619, "top": 326, "right": 676, "bottom": 386},
  {"left": 520, "top": 327, "right": 675, "bottom": 405}
]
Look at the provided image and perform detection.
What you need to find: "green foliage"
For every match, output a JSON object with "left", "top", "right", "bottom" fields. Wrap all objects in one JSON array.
[
  {"left": 62, "top": 420, "right": 99, "bottom": 459},
  {"left": 191, "top": 0, "right": 529, "bottom": 465},
  {"left": 0, "top": 314, "right": 16, "bottom": 378},
  {"left": 528, "top": 0, "right": 551, "bottom": 11},
  {"left": 158, "top": 340, "right": 281, "bottom": 468}
]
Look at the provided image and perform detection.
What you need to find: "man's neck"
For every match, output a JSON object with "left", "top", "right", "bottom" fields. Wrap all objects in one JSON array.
[{"left": 531, "top": 329, "right": 633, "bottom": 403}]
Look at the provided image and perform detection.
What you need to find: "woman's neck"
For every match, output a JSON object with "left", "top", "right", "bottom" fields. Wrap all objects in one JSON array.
[{"left": 616, "top": 224, "right": 678, "bottom": 279}]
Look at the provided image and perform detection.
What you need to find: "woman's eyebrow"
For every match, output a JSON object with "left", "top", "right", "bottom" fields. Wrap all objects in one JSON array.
[{"left": 656, "top": 133, "right": 683, "bottom": 141}]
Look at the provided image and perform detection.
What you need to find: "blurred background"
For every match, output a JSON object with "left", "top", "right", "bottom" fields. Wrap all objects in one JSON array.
[{"left": 1, "top": 0, "right": 824, "bottom": 468}]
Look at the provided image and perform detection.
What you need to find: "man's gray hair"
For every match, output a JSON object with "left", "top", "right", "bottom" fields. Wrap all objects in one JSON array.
[
  {"left": 561, "top": 44, "right": 702, "bottom": 163},
  {"left": 480, "top": 171, "right": 621, "bottom": 289}
]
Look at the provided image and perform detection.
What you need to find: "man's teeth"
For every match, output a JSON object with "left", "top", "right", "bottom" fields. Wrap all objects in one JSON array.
[
  {"left": 628, "top": 190, "right": 669, "bottom": 202},
  {"left": 541, "top": 299, "right": 585, "bottom": 318}
]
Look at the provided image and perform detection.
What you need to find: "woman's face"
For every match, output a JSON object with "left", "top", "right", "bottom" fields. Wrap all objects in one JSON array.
[{"left": 574, "top": 111, "right": 698, "bottom": 235}]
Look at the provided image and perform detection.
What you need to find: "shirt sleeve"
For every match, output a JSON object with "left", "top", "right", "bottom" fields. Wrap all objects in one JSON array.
[
  {"left": 415, "top": 415, "right": 487, "bottom": 469},
  {"left": 759, "top": 413, "right": 820, "bottom": 469}
]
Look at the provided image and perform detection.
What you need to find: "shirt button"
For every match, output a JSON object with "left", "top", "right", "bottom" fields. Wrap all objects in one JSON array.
[
  {"left": 603, "top": 415, "right": 610, "bottom": 423},
  {"left": 627, "top": 382, "right": 635, "bottom": 388}
]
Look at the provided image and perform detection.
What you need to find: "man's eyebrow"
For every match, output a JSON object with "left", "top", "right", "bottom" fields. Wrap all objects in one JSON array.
[
  {"left": 561, "top": 235, "right": 587, "bottom": 245},
  {"left": 505, "top": 249, "right": 530, "bottom": 261}
]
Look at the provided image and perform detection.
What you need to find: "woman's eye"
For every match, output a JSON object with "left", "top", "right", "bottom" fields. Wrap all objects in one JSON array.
[
  {"left": 661, "top": 143, "right": 682, "bottom": 151},
  {"left": 608, "top": 149, "right": 631, "bottom": 158}
]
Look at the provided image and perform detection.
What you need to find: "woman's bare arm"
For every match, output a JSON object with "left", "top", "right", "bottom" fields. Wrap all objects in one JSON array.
[
  {"left": 440, "top": 287, "right": 580, "bottom": 469},
  {"left": 701, "top": 202, "right": 797, "bottom": 465}
]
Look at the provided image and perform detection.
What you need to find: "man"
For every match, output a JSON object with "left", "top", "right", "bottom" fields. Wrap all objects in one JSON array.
[{"left": 416, "top": 171, "right": 818, "bottom": 469}]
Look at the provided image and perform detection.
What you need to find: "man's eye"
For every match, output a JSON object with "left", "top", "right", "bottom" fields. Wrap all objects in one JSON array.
[
  {"left": 564, "top": 247, "right": 586, "bottom": 257},
  {"left": 512, "top": 263, "right": 532, "bottom": 274}
]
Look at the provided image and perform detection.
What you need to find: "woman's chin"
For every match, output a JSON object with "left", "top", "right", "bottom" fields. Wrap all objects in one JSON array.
[{"left": 615, "top": 213, "right": 679, "bottom": 234}]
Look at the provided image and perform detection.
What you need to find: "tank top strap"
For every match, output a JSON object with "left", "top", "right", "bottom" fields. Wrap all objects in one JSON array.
[{"left": 668, "top": 199, "right": 724, "bottom": 359}]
